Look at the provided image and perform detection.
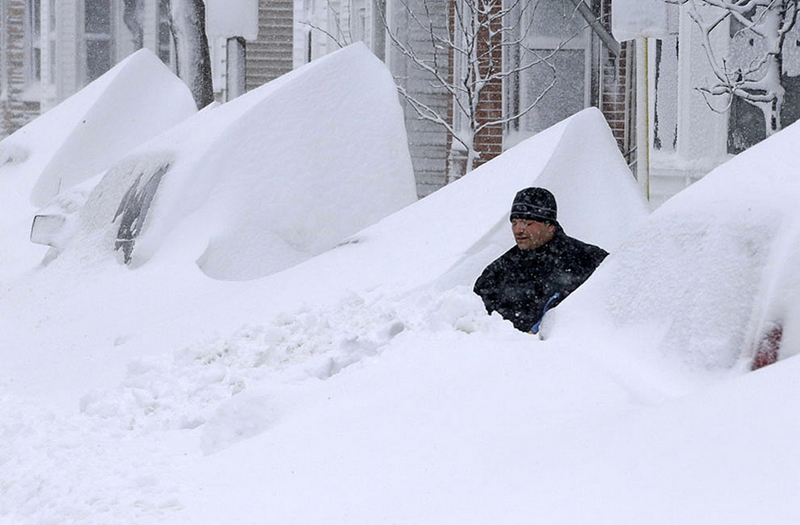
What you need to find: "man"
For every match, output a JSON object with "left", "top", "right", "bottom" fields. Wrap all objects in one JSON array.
[{"left": 473, "top": 187, "right": 608, "bottom": 333}]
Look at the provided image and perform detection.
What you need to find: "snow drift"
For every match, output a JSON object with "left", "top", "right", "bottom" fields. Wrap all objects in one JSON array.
[
  {"left": 58, "top": 42, "right": 417, "bottom": 281},
  {"left": 546, "top": 116, "right": 800, "bottom": 371},
  {"left": 6, "top": 74, "right": 800, "bottom": 523},
  {"left": 264, "top": 106, "right": 650, "bottom": 298},
  {"left": 0, "top": 49, "right": 196, "bottom": 276},
  {"left": 0, "top": 49, "right": 196, "bottom": 211}
]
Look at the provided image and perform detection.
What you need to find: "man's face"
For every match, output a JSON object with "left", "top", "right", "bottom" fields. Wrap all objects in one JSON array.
[{"left": 511, "top": 218, "right": 555, "bottom": 250}]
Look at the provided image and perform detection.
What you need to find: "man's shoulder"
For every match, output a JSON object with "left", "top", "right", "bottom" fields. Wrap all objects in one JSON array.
[
  {"left": 474, "top": 246, "right": 522, "bottom": 293},
  {"left": 551, "top": 232, "right": 608, "bottom": 262},
  {"left": 484, "top": 246, "right": 523, "bottom": 270},
  {"left": 571, "top": 236, "right": 608, "bottom": 257}
]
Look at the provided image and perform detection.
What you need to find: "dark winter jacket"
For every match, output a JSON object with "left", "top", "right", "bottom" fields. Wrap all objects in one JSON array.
[{"left": 473, "top": 225, "right": 608, "bottom": 332}]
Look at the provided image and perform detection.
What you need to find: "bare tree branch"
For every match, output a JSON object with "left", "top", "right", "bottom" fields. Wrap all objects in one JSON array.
[
  {"left": 683, "top": 0, "right": 798, "bottom": 136},
  {"left": 374, "top": 0, "right": 608, "bottom": 176}
]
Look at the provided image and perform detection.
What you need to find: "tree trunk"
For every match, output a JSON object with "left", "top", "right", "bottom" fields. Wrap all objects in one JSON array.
[
  {"left": 762, "top": 7, "right": 785, "bottom": 137},
  {"left": 168, "top": 0, "right": 214, "bottom": 109},
  {"left": 123, "top": 0, "right": 144, "bottom": 48}
]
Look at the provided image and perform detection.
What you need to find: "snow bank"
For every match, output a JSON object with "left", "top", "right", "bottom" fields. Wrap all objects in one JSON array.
[
  {"left": 60, "top": 43, "right": 417, "bottom": 281},
  {"left": 0, "top": 49, "right": 196, "bottom": 211},
  {"left": 547, "top": 117, "right": 800, "bottom": 371},
  {"left": 0, "top": 49, "right": 195, "bottom": 276},
  {"left": 168, "top": 328, "right": 800, "bottom": 525},
  {"left": 269, "top": 107, "right": 649, "bottom": 298},
  {"left": 1, "top": 106, "right": 644, "bottom": 412},
  {"left": 6, "top": 83, "right": 800, "bottom": 523}
]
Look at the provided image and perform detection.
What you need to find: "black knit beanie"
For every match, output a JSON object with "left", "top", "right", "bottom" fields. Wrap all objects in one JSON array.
[{"left": 509, "top": 187, "right": 557, "bottom": 223}]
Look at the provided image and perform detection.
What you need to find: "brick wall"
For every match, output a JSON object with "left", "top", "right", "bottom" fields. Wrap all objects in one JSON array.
[
  {"left": 601, "top": 43, "right": 632, "bottom": 152},
  {"left": 472, "top": 76, "right": 503, "bottom": 168},
  {"left": 467, "top": 0, "right": 504, "bottom": 170},
  {"left": 598, "top": 0, "right": 636, "bottom": 167}
]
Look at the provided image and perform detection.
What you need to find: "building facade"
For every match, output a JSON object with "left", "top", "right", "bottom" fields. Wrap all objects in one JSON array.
[
  {"left": 0, "top": 0, "right": 292, "bottom": 138},
  {"left": 296, "top": 0, "right": 635, "bottom": 197},
  {"left": 0, "top": 0, "right": 42, "bottom": 136},
  {"left": 245, "top": 0, "right": 293, "bottom": 90},
  {"left": 4, "top": 0, "right": 634, "bottom": 200},
  {"left": 1, "top": 0, "right": 162, "bottom": 134},
  {"left": 614, "top": 0, "right": 800, "bottom": 207}
]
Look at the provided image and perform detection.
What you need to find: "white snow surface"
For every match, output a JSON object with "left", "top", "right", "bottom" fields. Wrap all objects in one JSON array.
[
  {"left": 546, "top": 117, "right": 800, "bottom": 370},
  {"left": 60, "top": 43, "right": 417, "bottom": 281},
  {"left": 0, "top": 49, "right": 196, "bottom": 276},
  {"left": 2, "top": 46, "right": 800, "bottom": 525},
  {"left": 0, "top": 49, "right": 196, "bottom": 210}
]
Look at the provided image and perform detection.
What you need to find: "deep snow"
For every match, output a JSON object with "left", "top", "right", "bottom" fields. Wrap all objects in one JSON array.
[
  {"left": 0, "top": 49, "right": 196, "bottom": 277},
  {"left": 2, "top": 43, "right": 800, "bottom": 525},
  {"left": 58, "top": 42, "right": 416, "bottom": 281}
]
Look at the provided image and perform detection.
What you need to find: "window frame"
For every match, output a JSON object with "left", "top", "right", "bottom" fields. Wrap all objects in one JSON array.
[{"left": 82, "top": 0, "right": 115, "bottom": 84}]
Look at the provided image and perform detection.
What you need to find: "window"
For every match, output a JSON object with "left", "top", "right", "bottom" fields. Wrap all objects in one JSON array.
[
  {"left": 47, "top": 0, "right": 56, "bottom": 83},
  {"left": 520, "top": 49, "right": 586, "bottom": 134},
  {"left": 371, "top": 0, "right": 386, "bottom": 60},
  {"left": 27, "top": 0, "right": 42, "bottom": 84},
  {"left": 37, "top": 0, "right": 57, "bottom": 110},
  {"left": 653, "top": 37, "right": 678, "bottom": 151},
  {"left": 350, "top": 0, "right": 367, "bottom": 44},
  {"left": 84, "top": 0, "right": 113, "bottom": 82},
  {"left": 157, "top": 0, "right": 173, "bottom": 66},
  {"left": 327, "top": 0, "right": 343, "bottom": 46},
  {"left": 506, "top": 0, "right": 591, "bottom": 144}
]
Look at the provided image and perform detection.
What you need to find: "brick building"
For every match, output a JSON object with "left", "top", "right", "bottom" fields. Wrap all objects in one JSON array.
[{"left": 470, "top": 0, "right": 635, "bottom": 175}]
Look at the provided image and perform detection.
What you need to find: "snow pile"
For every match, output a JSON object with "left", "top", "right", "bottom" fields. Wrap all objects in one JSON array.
[
  {"left": 77, "top": 288, "right": 485, "bottom": 454},
  {"left": 5, "top": 43, "right": 800, "bottom": 524},
  {"left": 0, "top": 287, "right": 497, "bottom": 524},
  {"left": 0, "top": 49, "right": 196, "bottom": 212},
  {"left": 59, "top": 43, "right": 416, "bottom": 281},
  {"left": 0, "top": 107, "right": 645, "bottom": 417},
  {"left": 0, "top": 49, "right": 196, "bottom": 276},
  {"left": 547, "top": 117, "right": 800, "bottom": 371},
  {"left": 268, "top": 107, "right": 649, "bottom": 298}
]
